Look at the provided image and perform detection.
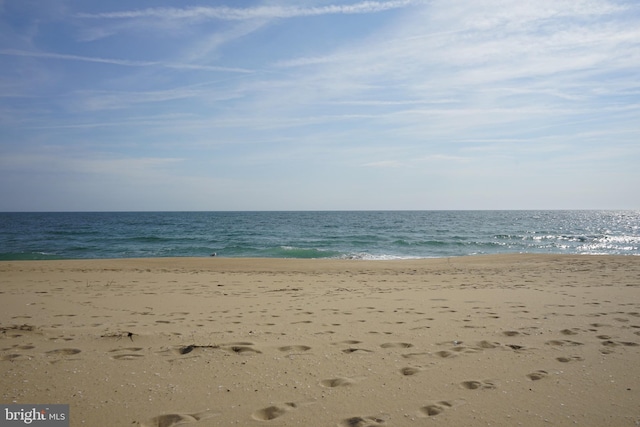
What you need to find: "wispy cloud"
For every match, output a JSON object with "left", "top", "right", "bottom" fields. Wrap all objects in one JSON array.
[
  {"left": 0, "top": 149, "right": 183, "bottom": 177},
  {"left": 74, "top": 84, "right": 244, "bottom": 111},
  {"left": 0, "top": 49, "right": 252, "bottom": 73},
  {"left": 0, "top": 48, "right": 155, "bottom": 66},
  {"left": 76, "top": 1, "right": 425, "bottom": 21},
  {"left": 267, "top": 0, "right": 639, "bottom": 116}
]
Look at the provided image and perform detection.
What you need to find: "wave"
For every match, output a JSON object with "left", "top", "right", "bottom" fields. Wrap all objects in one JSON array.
[
  {"left": 0, "top": 252, "right": 66, "bottom": 261},
  {"left": 212, "top": 245, "right": 343, "bottom": 259},
  {"left": 127, "top": 235, "right": 174, "bottom": 243},
  {"left": 392, "top": 239, "right": 448, "bottom": 247},
  {"left": 270, "top": 246, "right": 343, "bottom": 259},
  {"left": 338, "top": 252, "right": 425, "bottom": 260}
]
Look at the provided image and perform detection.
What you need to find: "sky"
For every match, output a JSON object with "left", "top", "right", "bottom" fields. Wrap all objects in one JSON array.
[{"left": 1, "top": 0, "right": 639, "bottom": 211}]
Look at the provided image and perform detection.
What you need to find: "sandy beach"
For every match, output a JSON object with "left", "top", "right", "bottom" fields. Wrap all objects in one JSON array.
[{"left": 1, "top": 254, "right": 639, "bottom": 427}]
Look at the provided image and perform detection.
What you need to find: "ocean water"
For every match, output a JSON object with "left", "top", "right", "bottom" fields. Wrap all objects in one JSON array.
[{"left": 0, "top": 211, "right": 639, "bottom": 260}]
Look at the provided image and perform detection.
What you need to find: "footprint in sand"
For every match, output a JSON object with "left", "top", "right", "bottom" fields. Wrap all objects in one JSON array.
[
  {"left": 224, "top": 345, "right": 261, "bottom": 355},
  {"left": 461, "top": 380, "right": 497, "bottom": 390},
  {"left": 420, "top": 404, "right": 446, "bottom": 416},
  {"left": 400, "top": 367, "right": 421, "bottom": 376},
  {"left": 339, "top": 415, "right": 387, "bottom": 426},
  {"left": 527, "top": 370, "right": 549, "bottom": 381},
  {"left": 556, "top": 356, "right": 584, "bottom": 363},
  {"left": 109, "top": 347, "right": 145, "bottom": 360},
  {"left": 505, "top": 344, "right": 525, "bottom": 350},
  {"left": 140, "top": 410, "right": 219, "bottom": 427},
  {"left": 401, "top": 352, "right": 430, "bottom": 359},
  {"left": 112, "top": 353, "right": 144, "bottom": 360},
  {"left": 320, "top": 377, "right": 355, "bottom": 387},
  {"left": 252, "top": 402, "right": 297, "bottom": 421},
  {"left": 451, "top": 345, "right": 479, "bottom": 354},
  {"left": 17, "top": 345, "right": 35, "bottom": 350},
  {"left": 590, "top": 322, "right": 610, "bottom": 328},
  {"left": 46, "top": 348, "right": 81, "bottom": 356},
  {"left": 380, "top": 342, "right": 414, "bottom": 349},
  {"left": 476, "top": 340, "right": 500, "bottom": 349},
  {"left": 418, "top": 400, "right": 463, "bottom": 417},
  {"left": 2, "top": 354, "right": 27, "bottom": 361},
  {"left": 434, "top": 350, "right": 456, "bottom": 359},
  {"left": 342, "top": 348, "right": 373, "bottom": 354},
  {"left": 111, "top": 347, "right": 143, "bottom": 352},
  {"left": 278, "top": 345, "right": 312, "bottom": 353},
  {"left": 211, "top": 342, "right": 261, "bottom": 355},
  {"left": 600, "top": 340, "right": 638, "bottom": 349}
]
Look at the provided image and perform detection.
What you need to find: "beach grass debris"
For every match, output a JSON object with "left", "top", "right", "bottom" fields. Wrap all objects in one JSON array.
[
  {"left": 179, "top": 344, "right": 220, "bottom": 355},
  {"left": 100, "top": 331, "right": 135, "bottom": 341}
]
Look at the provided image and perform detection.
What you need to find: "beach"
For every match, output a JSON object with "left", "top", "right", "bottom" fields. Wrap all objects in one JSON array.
[{"left": 1, "top": 254, "right": 639, "bottom": 426}]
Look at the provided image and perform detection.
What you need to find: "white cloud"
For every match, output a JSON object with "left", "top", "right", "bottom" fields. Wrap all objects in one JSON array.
[
  {"left": 76, "top": 1, "right": 426, "bottom": 21},
  {"left": 0, "top": 150, "right": 183, "bottom": 176},
  {"left": 72, "top": 82, "right": 245, "bottom": 111},
  {"left": 0, "top": 49, "right": 252, "bottom": 73},
  {"left": 262, "top": 0, "right": 639, "bottom": 125}
]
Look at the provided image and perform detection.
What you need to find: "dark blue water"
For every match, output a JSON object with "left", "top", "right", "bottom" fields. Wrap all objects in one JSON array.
[{"left": 0, "top": 211, "right": 638, "bottom": 260}]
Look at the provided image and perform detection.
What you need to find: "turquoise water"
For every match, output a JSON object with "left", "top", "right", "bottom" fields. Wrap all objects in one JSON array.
[{"left": 0, "top": 211, "right": 639, "bottom": 260}]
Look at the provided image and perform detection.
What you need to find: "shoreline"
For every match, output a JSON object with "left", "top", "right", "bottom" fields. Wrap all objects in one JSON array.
[
  {"left": 1, "top": 251, "right": 637, "bottom": 263},
  {"left": 2, "top": 254, "right": 639, "bottom": 426},
  {"left": 3, "top": 251, "right": 639, "bottom": 262}
]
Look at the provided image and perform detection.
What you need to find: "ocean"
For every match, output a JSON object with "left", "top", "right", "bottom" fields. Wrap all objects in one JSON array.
[{"left": 0, "top": 211, "right": 639, "bottom": 260}]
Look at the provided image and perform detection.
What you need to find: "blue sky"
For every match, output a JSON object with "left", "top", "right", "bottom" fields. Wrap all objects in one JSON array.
[{"left": 1, "top": 0, "right": 639, "bottom": 211}]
